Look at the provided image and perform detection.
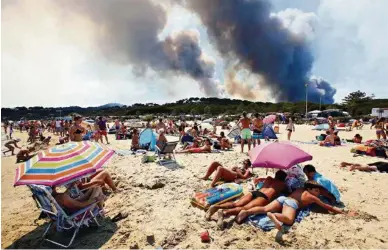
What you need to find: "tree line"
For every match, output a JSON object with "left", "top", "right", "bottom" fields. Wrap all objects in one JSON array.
[{"left": 2, "top": 91, "right": 387, "bottom": 121}]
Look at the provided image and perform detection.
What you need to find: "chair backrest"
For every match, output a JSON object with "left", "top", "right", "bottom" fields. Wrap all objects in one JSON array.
[
  {"left": 160, "top": 141, "right": 178, "bottom": 153},
  {"left": 28, "top": 184, "right": 68, "bottom": 218}
]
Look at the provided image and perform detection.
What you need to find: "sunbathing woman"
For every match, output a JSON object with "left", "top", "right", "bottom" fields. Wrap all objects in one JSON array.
[
  {"left": 69, "top": 116, "right": 85, "bottom": 142},
  {"left": 235, "top": 181, "right": 348, "bottom": 232},
  {"left": 206, "top": 170, "right": 288, "bottom": 229},
  {"left": 53, "top": 185, "right": 106, "bottom": 213},
  {"left": 319, "top": 129, "right": 335, "bottom": 146},
  {"left": 176, "top": 138, "right": 212, "bottom": 154},
  {"left": 77, "top": 169, "right": 119, "bottom": 192},
  {"left": 340, "top": 161, "right": 388, "bottom": 173},
  {"left": 201, "top": 159, "right": 253, "bottom": 187},
  {"left": 217, "top": 132, "right": 232, "bottom": 150}
]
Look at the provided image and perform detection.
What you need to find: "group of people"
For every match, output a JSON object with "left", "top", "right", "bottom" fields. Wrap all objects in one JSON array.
[{"left": 202, "top": 162, "right": 351, "bottom": 232}]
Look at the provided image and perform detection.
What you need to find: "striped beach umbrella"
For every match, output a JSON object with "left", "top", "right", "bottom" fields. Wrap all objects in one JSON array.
[{"left": 14, "top": 141, "right": 114, "bottom": 187}]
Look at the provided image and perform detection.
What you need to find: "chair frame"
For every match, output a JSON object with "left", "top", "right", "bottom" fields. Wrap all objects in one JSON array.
[
  {"left": 155, "top": 141, "right": 178, "bottom": 166},
  {"left": 28, "top": 184, "right": 102, "bottom": 248}
]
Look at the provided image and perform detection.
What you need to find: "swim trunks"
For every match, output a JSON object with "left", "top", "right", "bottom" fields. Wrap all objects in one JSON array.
[
  {"left": 368, "top": 162, "right": 388, "bottom": 173},
  {"left": 251, "top": 190, "right": 269, "bottom": 200},
  {"left": 276, "top": 196, "right": 299, "bottom": 210},
  {"left": 241, "top": 128, "right": 252, "bottom": 140}
]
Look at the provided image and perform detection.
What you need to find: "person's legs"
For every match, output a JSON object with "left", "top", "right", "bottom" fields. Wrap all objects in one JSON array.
[
  {"left": 287, "top": 131, "right": 291, "bottom": 140},
  {"left": 92, "top": 170, "right": 117, "bottom": 191},
  {"left": 236, "top": 199, "right": 283, "bottom": 224},
  {"left": 247, "top": 138, "right": 251, "bottom": 151},
  {"left": 206, "top": 193, "right": 254, "bottom": 220},
  {"left": 267, "top": 204, "right": 297, "bottom": 230},
  {"left": 201, "top": 161, "right": 222, "bottom": 180},
  {"left": 349, "top": 164, "right": 377, "bottom": 172},
  {"left": 240, "top": 137, "right": 244, "bottom": 153},
  {"left": 87, "top": 186, "right": 105, "bottom": 209},
  {"left": 223, "top": 196, "right": 268, "bottom": 217},
  {"left": 210, "top": 167, "right": 237, "bottom": 187}
]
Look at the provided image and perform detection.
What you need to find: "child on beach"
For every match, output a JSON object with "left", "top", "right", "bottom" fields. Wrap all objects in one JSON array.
[{"left": 131, "top": 129, "right": 139, "bottom": 151}]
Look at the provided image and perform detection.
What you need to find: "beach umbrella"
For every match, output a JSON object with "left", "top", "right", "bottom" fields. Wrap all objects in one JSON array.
[
  {"left": 14, "top": 141, "right": 114, "bottom": 187},
  {"left": 263, "top": 115, "right": 276, "bottom": 124},
  {"left": 248, "top": 141, "right": 312, "bottom": 169},
  {"left": 227, "top": 126, "right": 241, "bottom": 139}
]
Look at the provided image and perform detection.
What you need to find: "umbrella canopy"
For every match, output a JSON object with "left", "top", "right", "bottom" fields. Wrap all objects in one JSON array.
[
  {"left": 263, "top": 115, "right": 276, "bottom": 124},
  {"left": 14, "top": 141, "right": 114, "bottom": 187},
  {"left": 248, "top": 142, "right": 312, "bottom": 169}
]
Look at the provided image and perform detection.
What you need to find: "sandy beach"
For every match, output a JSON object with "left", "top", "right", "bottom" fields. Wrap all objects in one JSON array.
[{"left": 2, "top": 124, "right": 388, "bottom": 249}]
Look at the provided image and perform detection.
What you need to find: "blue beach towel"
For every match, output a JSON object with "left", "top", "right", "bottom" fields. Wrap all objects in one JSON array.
[
  {"left": 248, "top": 206, "right": 311, "bottom": 232},
  {"left": 313, "top": 172, "right": 341, "bottom": 202}
]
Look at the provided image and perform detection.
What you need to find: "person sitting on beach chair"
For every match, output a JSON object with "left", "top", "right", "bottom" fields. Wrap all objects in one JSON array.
[
  {"left": 340, "top": 161, "right": 388, "bottom": 173},
  {"left": 235, "top": 181, "right": 351, "bottom": 232},
  {"left": 16, "top": 146, "right": 35, "bottom": 163},
  {"left": 53, "top": 185, "right": 106, "bottom": 213},
  {"left": 176, "top": 138, "right": 212, "bottom": 154},
  {"left": 76, "top": 169, "right": 119, "bottom": 192},
  {"left": 201, "top": 159, "right": 253, "bottom": 188},
  {"left": 206, "top": 170, "right": 288, "bottom": 229},
  {"left": 3, "top": 138, "right": 21, "bottom": 156}
]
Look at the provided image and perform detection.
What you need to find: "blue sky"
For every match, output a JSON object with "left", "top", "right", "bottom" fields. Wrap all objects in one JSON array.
[{"left": 2, "top": 0, "right": 387, "bottom": 107}]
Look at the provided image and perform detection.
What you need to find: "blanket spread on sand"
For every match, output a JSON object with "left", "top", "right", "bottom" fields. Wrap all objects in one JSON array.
[{"left": 248, "top": 206, "right": 311, "bottom": 232}]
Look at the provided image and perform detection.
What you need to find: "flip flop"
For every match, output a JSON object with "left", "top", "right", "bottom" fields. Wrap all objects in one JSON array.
[{"left": 111, "top": 211, "right": 129, "bottom": 222}]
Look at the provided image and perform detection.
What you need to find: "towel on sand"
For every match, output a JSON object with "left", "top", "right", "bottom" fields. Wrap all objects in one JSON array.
[
  {"left": 248, "top": 206, "right": 311, "bottom": 232},
  {"left": 313, "top": 172, "right": 341, "bottom": 202}
]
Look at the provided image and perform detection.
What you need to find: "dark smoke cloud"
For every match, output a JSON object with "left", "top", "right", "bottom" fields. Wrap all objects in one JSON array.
[
  {"left": 58, "top": 0, "right": 220, "bottom": 97},
  {"left": 183, "top": 0, "right": 336, "bottom": 103}
]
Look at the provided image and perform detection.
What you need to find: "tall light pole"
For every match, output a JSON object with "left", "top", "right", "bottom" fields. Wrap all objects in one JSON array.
[
  {"left": 319, "top": 95, "right": 322, "bottom": 111},
  {"left": 305, "top": 83, "right": 308, "bottom": 118}
]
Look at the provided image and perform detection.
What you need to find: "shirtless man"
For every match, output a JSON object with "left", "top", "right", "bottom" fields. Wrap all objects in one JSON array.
[
  {"left": 252, "top": 113, "right": 263, "bottom": 147},
  {"left": 206, "top": 170, "right": 288, "bottom": 229},
  {"left": 69, "top": 116, "right": 85, "bottom": 142},
  {"left": 201, "top": 159, "right": 253, "bottom": 188},
  {"left": 16, "top": 147, "right": 35, "bottom": 163},
  {"left": 239, "top": 111, "right": 252, "bottom": 153},
  {"left": 235, "top": 181, "right": 347, "bottom": 230},
  {"left": 3, "top": 139, "right": 21, "bottom": 155},
  {"left": 131, "top": 129, "right": 140, "bottom": 151},
  {"left": 156, "top": 118, "right": 166, "bottom": 133}
]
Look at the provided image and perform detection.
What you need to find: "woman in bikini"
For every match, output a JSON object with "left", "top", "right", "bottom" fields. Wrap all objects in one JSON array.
[
  {"left": 375, "top": 118, "right": 386, "bottom": 140},
  {"left": 69, "top": 116, "right": 85, "bottom": 142},
  {"left": 176, "top": 138, "right": 212, "bottom": 154}
]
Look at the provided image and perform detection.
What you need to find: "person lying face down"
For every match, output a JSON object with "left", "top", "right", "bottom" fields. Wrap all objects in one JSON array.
[
  {"left": 206, "top": 170, "right": 288, "bottom": 230},
  {"left": 340, "top": 161, "right": 388, "bottom": 173},
  {"left": 201, "top": 159, "right": 253, "bottom": 188},
  {"left": 235, "top": 181, "right": 352, "bottom": 232}
]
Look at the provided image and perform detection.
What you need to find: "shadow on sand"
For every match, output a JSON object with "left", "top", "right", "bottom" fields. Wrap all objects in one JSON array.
[{"left": 5, "top": 218, "right": 118, "bottom": 249}]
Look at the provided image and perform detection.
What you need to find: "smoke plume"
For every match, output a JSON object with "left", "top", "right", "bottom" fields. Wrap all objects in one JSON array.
[
  {"left": 183, "top": 0, "right": 336, "bottom": 103},
  {"left": 58, "top": 0, "right": 221, "bottom": 96}
]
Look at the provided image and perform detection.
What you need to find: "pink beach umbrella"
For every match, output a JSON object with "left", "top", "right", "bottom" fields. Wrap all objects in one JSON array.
[
  {"left": 248, "top": 142, "right": 312, "bottom": 169},
  {"left": 263, "top": 115, "right": 276, "bottom": 124}
]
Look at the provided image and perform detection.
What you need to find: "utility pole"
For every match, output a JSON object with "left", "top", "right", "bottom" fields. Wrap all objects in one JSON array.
[{"left": 319, "top": 95, "right": 322, "bottom": 111}]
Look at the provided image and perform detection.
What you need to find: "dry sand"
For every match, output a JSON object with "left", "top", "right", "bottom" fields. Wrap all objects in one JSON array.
[{"left": 1, "top": 124, "right": 388, "bottom": 248}]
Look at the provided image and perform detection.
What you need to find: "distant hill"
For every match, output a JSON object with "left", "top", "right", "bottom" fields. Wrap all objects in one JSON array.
[{"left": 98, "top": 103, "right": 124, "bottom": 108}]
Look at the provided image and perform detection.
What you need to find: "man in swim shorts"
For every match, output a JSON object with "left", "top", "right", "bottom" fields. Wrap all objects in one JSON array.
[
  {"left": 252, "top": 113, "right": 263, "bottom": 147},
  {"left": 239, "top": 111, "right": 252, "bottom": 153},
  {"left": 205, "top": 170, "right": 287, "bottom": 230},
  {"left": 340, "top": 161, "right": 388, "bottom": 173},
  {"left": 235, "top": 181, "right": 350, "bottom": 232}
]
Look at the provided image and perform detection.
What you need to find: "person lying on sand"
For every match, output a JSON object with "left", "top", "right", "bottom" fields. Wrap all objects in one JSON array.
[
  {"left": 345, "top": 134, "right": 362, "bottom": 144},
  {"left": 235, "top": 181, "right": 352, "bottom": 231},
  {"left": 53, "top": 185, "right": 106, "bottom": 213},
  {"left": 176, "top": 138, "right": 212, "bottom": 154},
  {"left": 76, "top": 169, "right": 119, "bottom": 192},
  {"left": 2, "top": 138, "right": 21, "bottom": 156},
  {"left": 201, "top": 159, "right": 253, "bottom": 187},
  {"left": 340, "top": 161, "right": 388, "bottom": 173},
  {"left": 206, "top": 170, "right": 288, "bottom": 229},
  {"left": 16, "top": 147, "right": 35, "bottom": 163}
]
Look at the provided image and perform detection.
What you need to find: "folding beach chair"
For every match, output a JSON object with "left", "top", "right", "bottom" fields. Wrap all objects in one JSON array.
[
  {"left": 28, "top": 184, "right": 103, "bottom": 248},
  {"left": 155, "top": 141, "right": 178, "bottom": 166}
]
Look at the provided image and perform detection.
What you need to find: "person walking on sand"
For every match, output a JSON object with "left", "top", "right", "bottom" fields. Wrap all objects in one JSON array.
[
  {"left": 286, "top": 118, "right": 295, "bottom": 141},
  {"left": 252, "top": 113, "right": 263, "bottom": 147},
  {"left": 98, "top": 116, "right": 110, "bottom": 144},
  {"left": 239, "top": 111, "right": 252, "bottom": 153}
]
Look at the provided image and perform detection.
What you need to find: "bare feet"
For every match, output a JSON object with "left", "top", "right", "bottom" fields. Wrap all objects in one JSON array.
[
  {"left": 236, "top": 210, "right": 248, "bottom": 224},
  {"left": 349, "top": 166, "right": 356, "bottom": 171},
  {"left": 267, "top": 212, "right": 282, "bottom": 231},
  {"left": 205, "top": 205, "right": 218, "bottom": 221},
  {"left": 217, "top": 210, "right": 224, "bottom": 230},
  {"left": 339, "top": 162, "right": 347, "bottom": 168}
]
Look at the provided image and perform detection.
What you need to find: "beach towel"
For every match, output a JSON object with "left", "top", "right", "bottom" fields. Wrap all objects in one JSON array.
[
  {"left": 313, "top": 172, "right": 341, "bottom": 202},
  {"left": 248, "top": 206, "right": 311, "bottom": 232},
  {"left": 292, "top": 140, "right": 319, "bottom": 145}
]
